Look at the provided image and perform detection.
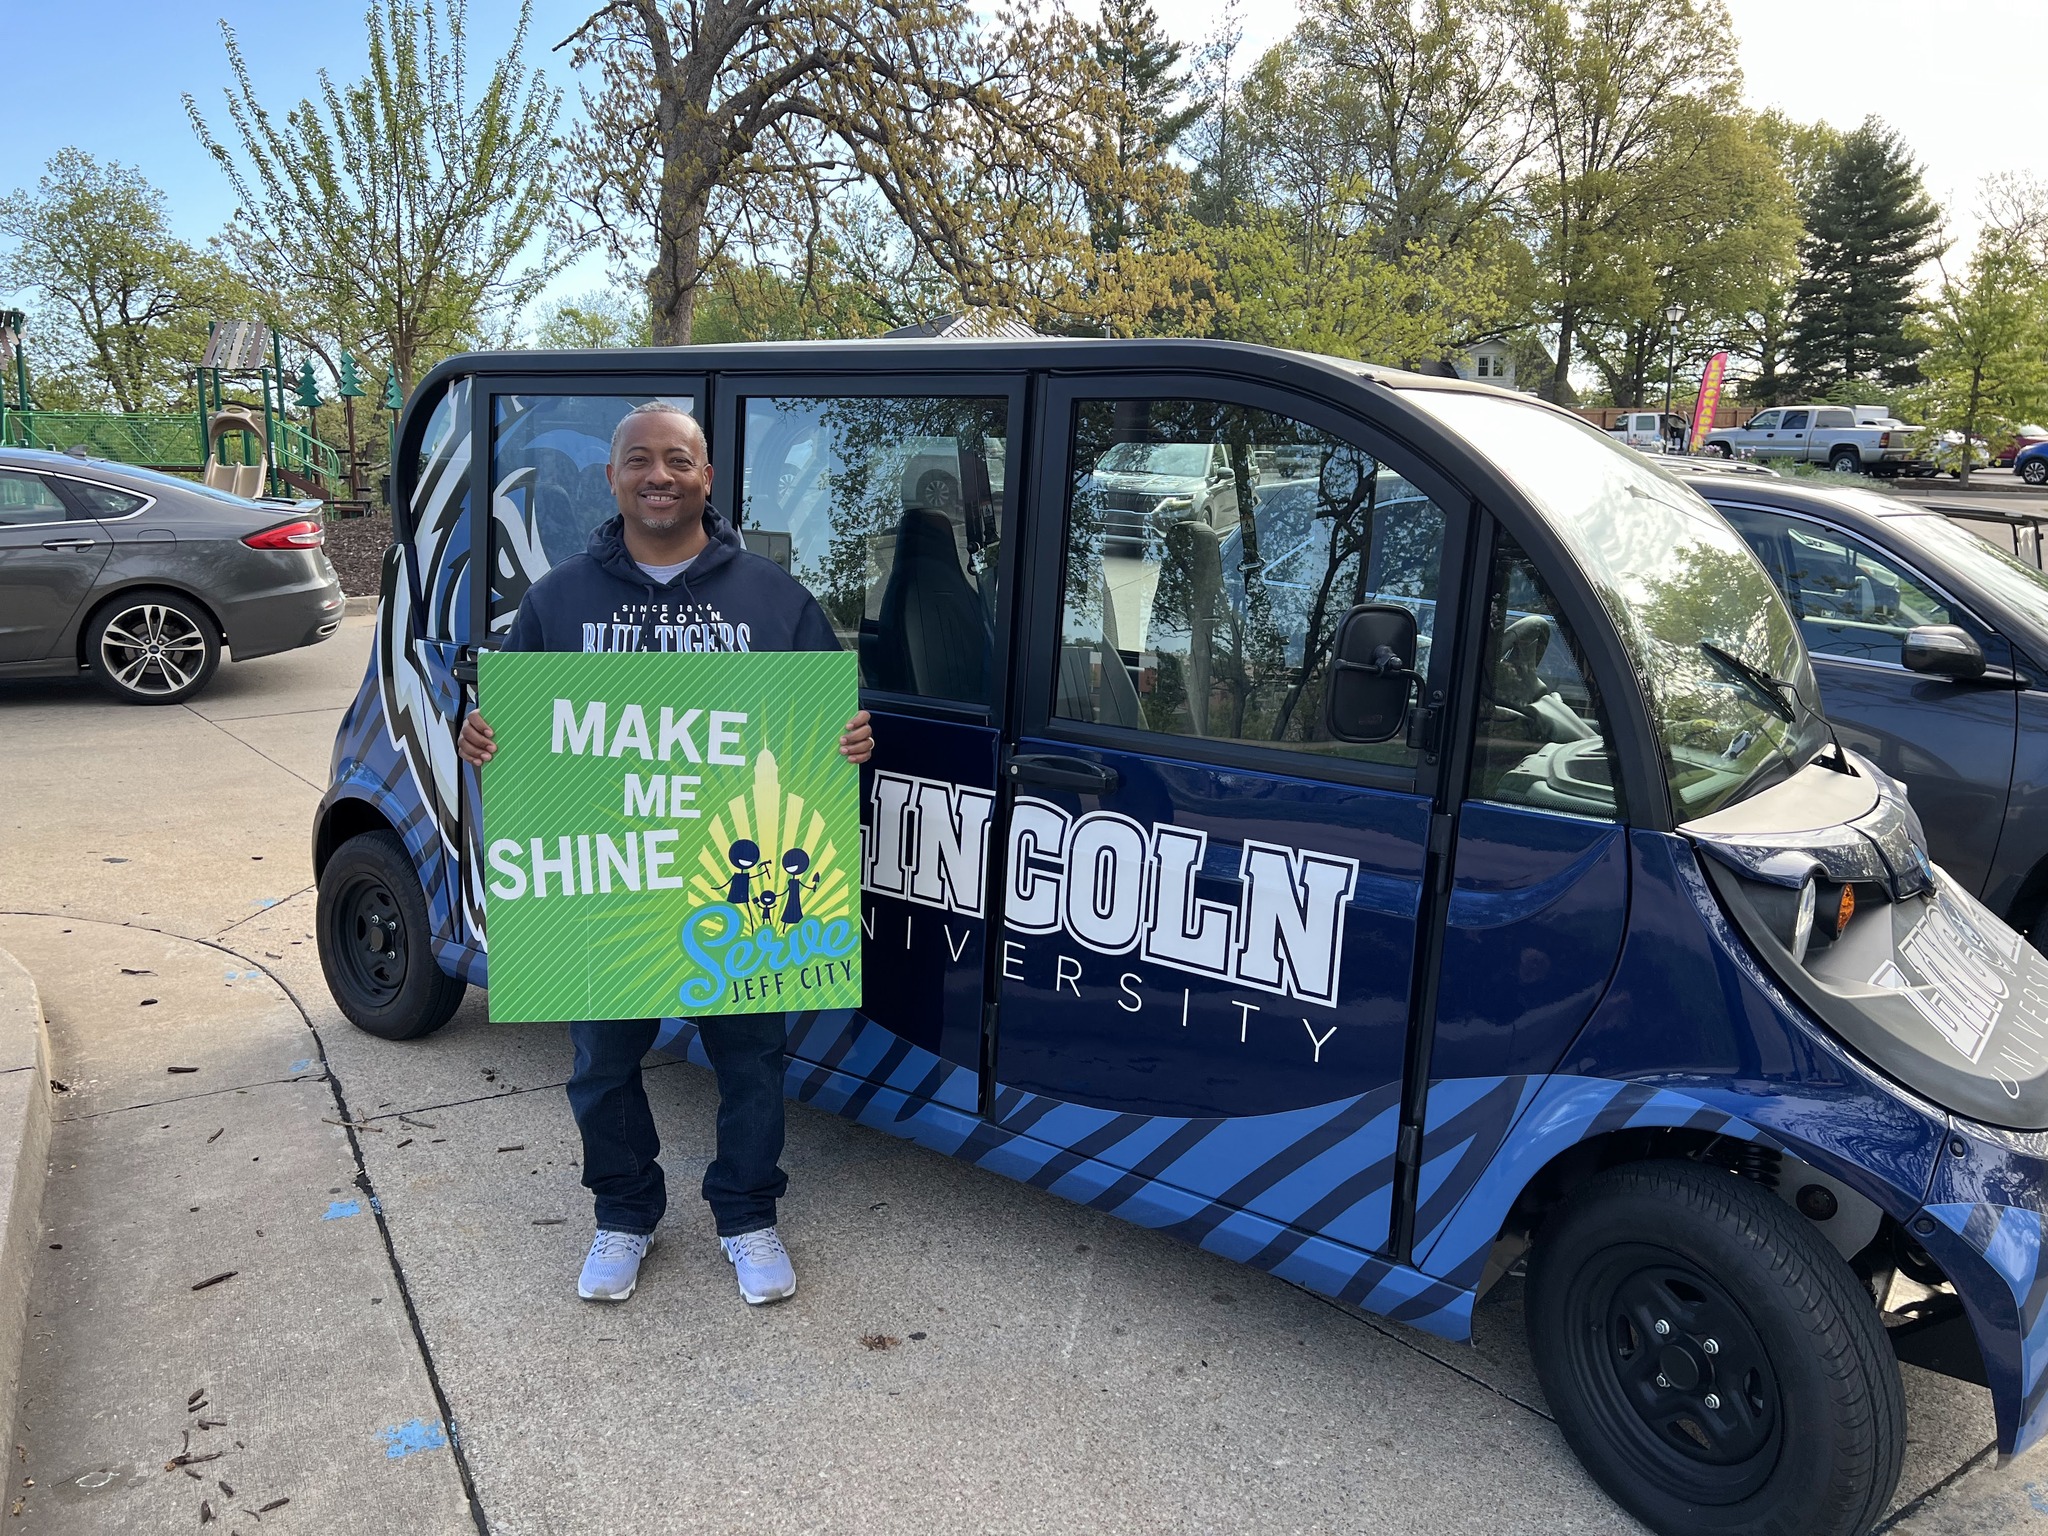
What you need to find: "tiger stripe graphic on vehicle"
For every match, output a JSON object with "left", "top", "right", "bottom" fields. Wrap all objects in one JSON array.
[
  {"left": 1926, "top": 1201, "right": 2048, "bottom": 1452},
  {"left": 652, "top": 1010, "right": 1780, "bottom": 1339}
]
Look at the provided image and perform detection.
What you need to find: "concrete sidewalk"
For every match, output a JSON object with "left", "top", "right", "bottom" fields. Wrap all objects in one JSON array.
[{"left": 2, "top": 618, "right": 2043, "bottom": 1534}]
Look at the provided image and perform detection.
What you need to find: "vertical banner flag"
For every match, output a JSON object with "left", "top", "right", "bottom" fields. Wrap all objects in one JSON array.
[
  {"left": 1688, "top": 350, "right": 1730, "bottom": 454},
  {"left": 477, "top": 650, "right": 862, "bottom": 1022}
]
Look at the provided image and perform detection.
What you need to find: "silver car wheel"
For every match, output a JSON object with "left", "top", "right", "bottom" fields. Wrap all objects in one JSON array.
[{"left": 98, "top": 603, "right": 209, "bottom": 697}]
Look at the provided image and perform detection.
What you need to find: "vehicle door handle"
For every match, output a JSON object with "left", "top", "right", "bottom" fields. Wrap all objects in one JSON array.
[
  {"left": 41, "top": 538, "right": 95, "bottom": 551},
  {"left": 1007, "top": 754, "right": 1120, "bottom": 794}
]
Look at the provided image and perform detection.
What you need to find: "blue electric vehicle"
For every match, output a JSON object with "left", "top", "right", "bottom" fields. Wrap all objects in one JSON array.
[{"left": 314, "top": 341, "right": 2048, "bottom": 1536}]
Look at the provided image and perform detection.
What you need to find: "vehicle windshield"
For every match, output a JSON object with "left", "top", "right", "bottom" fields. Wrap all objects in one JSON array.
[
  {"left": 1895, "top": 514, "right": 2048, "bottom": 631},
  {"left": 1406, "top": 389, "right": 1830, "bottom": 819},
  {"left": 1096, "top": 442, "right": 1210, "bottom": 478}
]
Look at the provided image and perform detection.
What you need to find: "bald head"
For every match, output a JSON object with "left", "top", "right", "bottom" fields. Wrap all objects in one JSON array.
[{"left": 610, "top": 400, "right": 705, "bottom": 465}]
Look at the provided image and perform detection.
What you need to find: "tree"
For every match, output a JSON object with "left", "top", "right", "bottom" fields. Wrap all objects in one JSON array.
[
  {"left": 0, "top": 151, "right": 251, "bottom": 413},
  {"left": 531, "top": 286, "right": 653, "bottom": 348},
  {"left": 1721, "top": 112, "right": 1839, "bottom": 404},
  {"left": 1084, "top": 0, "right": 1204, "bottom": 253},
  {"left": 556, "top": 0, "right": 1082, "bottom": 344},
  {"left": 1510, "top": 0, "right": 1742, "bottom": 402},
  {"left": 1785, "top": 119, "right": 1942, "bottom": 394},
  {"left": 1908, "top": 234, "right": 2048, "bottom": 487},
  {"left": 1573, "top": 108, "right": 1799, "bottom": 408},
  {"left": 187, "top": 0, "right": 563, "bottom": 390}
]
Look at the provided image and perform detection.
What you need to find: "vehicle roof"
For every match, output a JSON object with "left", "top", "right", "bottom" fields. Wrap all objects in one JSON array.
[
  {"left": 417, "top": 335, "right": 1545, "bottom": 404},
  {"left": 1675, "top": 468, "right": 1928, "bottom": 528},
  {"left": 0, "top": 446, "right": 140, "bottom": 479}
]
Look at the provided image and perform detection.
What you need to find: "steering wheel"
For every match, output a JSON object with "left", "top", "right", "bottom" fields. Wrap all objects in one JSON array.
[{"left": 1494, "top": 615, "right": 1553, "bottom": 707}]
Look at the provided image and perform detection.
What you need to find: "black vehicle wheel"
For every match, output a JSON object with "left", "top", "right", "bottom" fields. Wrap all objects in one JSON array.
[
  {"left": 2022, "top": 459, "right": 2048, "bottom": 486},
  {"left": 1528, "top": 1159, "right": 1903, "bottom": 1536},
  {"left": 1828, "top": 448, "right": 1862, "bottom": 475},
  {"left": 85, "top": 589, "right": 220, "bottom": 704},
  {"left": 1708, "top": 441, "right": 1733, "bottom": 458},
  {"left": 317, "top": 829, "right": 466, "bottom": 1040}
]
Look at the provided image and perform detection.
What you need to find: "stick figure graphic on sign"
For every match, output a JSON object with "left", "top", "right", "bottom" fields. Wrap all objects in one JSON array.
[{"left": 779, "top": 847, "right": 820, "bottom": 928}]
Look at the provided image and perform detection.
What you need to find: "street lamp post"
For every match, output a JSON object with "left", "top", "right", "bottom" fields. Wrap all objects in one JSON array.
[{"left": 1662, "top": 303, "right": 1684, "bottom": 419}]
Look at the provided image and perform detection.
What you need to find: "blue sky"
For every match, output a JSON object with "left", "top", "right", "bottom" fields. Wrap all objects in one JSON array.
[{"left": 5, "top": 0, "right": 2039, "bottom": 327}]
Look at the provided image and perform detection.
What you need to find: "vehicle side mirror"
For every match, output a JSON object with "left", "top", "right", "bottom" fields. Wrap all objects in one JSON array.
[
  {"left": 1902, "top": 624, "right": 1986, "bottom": 679},
  {"left": 1325, "top": 604, "right": 1421, "bottom": 743}
]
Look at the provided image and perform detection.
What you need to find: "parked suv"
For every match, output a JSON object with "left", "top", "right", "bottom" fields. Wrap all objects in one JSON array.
[
  {"left": 316, "top": 341, "right": 2048, "bottom": 1536},
  {"left": 1681, "top": 466, "right": 2048, "bottom": 947}
]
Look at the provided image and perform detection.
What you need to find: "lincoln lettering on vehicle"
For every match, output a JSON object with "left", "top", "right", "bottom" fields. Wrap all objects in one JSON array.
[{"left": 862, "top": 773, "right": 1360, "bottom": 1011}]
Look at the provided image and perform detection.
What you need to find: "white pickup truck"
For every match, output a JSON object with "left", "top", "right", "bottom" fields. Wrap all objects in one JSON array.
[{"left": 1700, "top": 404, "right": 1915, "bottom": 474}]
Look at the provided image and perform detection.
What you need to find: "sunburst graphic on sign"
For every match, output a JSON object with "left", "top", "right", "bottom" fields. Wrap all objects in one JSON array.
[{"left": 689, "top": 749, "right": 857, "bottom": 933}]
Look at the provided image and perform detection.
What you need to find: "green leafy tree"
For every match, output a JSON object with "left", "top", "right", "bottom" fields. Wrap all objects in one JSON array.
[
  {"left": 0, "top": 151, "right": 252, "bottom": 413},
  {"left": 532, "top": 287, "right": 654, "bottom": 348},
  {"left": 1725, "top": 113, "right": 1841, "bottom": 404},
  {"left": 1906, "top": 235, "right": 2048, "bottom": 486},
  {"left": 1085, "top": 0, "right": 1204, "bottom": 253},
  {"left": 1510, "top": 0, "right": 1742, "bottom": 402},
  {"left": 186, "top": 0, "right": 564, "bottom": 390},
  {"left": 1785, "top": 119, "right": 1942, "bottom": 394}
]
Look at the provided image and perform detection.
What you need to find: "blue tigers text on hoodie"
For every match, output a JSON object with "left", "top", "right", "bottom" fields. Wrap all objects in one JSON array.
[{"left": 503, "top": 510, "right": 839, "bottom": 656}]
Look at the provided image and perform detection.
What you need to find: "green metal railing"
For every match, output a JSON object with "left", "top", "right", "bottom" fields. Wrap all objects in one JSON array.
[
  {"left": 1, "top": 406, "right": 206, "bottom": 468},
  {"left": 274, "top": 418, "right": 345, "bottom": 498},
  {"left": 2, "top": 403, "right": 346, "bottom": 499}
]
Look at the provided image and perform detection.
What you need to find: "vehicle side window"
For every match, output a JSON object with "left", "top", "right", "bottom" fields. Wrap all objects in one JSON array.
[
  {"left": 1053, "top": 396, "right": 1445, "bottom": 771},
  {"left": 739, "top": 395, "right": 1008, "bottom": 707},
  {"left": 489, "top": 392, "right": 694, "bottom": 635},
  {"left": 1469, "top": 536, "right": 1618, "bottom": 819},
  {"left": 1724, "top": 509, "right": 1955, "bottom": 667},
  {"left": 0, "top": 471, "right": 77, "bottom": 527},
  {"left": 1781, "top": 411, "right": 1811, "bottom": 431},
  {"left": 1817, "top": 409, "right": 1854, "bottom": 428},
  {"left": 60, "top": 481, "right": 146, "bottom": 517},
  {"left": 1748, "top": 411, "right": 1781, "bottom": 432}
]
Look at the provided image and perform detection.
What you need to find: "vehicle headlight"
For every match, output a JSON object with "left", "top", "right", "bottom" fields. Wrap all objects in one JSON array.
[
  {"left": 1153, "top": 495, "right": 1193, "bottom": 515},
  {"left": 1747, "top": 876, "right": 1818, "bottom": 963}
]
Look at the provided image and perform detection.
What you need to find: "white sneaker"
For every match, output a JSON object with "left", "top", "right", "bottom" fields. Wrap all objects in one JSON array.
[
  {"left": 721, "top": 1226, "right": 797, "bottom": 1304},
  {"left": 578, "top": 1229, "right": 651, "bottom": 1301}
]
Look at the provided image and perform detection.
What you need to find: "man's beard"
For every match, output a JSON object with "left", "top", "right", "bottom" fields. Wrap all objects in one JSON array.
[{"left": 633, "top": 511, "right": 682, "bottom": 533}]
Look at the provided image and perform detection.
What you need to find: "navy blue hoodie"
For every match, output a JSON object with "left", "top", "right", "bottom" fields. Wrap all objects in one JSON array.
[{"left": 503, "top": 509, "right": 839, "bottom": 656}]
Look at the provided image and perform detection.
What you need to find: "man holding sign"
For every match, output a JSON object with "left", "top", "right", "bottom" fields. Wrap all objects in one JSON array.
[{"left": 459, "top": 402, "right": 872, "bottom": 1308}]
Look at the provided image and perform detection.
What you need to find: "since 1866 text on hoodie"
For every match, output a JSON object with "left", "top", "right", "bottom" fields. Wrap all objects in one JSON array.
[{"left": 502, "top": 509, "right": 839, "bottom": 657}]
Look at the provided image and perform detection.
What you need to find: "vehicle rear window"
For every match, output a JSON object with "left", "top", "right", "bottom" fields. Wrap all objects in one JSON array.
[{"left": 60, "top": 480, "right": 147, "bottom": 517}]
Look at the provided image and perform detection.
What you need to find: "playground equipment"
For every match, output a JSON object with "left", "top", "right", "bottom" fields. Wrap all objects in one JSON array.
[{"left": 0, "top": 316, "right": 396, "bottom": 510}]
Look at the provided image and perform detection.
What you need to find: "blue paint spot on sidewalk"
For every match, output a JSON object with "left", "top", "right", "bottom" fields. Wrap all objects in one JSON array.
[
  {"left": 322, "top": 1200, "right": 361, "bottom": 1220},
  {"left": 250, "top": 898, "right": 277, "bottom": 909},
  {"left": 380, "top": 1418, "right": 447, "bottom": 1459},
  {"left": 289, "top": 1059, "right": 313, "bottom": 1073},
  {"left": 2027, "top": 1481, "right": 2048, "bottom": 1515}
]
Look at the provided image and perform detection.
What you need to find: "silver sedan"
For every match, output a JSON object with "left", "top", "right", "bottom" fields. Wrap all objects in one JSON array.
[{"left": 0, "top": 448, "right": 345, "bottom": 703}]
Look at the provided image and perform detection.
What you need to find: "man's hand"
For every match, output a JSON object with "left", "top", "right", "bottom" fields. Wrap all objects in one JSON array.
[
  {"left": 459, "top": 710, "right": 496, "bottom": 767},
  {"left": 838, "top": 710, "right": 874, "bottom": 765}
]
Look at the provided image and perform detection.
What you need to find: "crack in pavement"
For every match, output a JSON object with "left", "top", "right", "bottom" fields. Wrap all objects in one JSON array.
[
  {"left": 180, "top": 702, "right": 326, "bottom": 792},
  {"left": 1292, "top": 1287, "right": 1557, "bottom": 1421},
  {"left": 211, "top": 885, "right": 316, "bottom": 939},
  {"left": 56, "top": 1071, "right": 325, "bottom": 1122}
]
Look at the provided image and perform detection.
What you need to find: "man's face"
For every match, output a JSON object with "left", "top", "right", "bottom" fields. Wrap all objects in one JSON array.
[{"left": 606, "top": 412, "right": 712, "bottom": 534}]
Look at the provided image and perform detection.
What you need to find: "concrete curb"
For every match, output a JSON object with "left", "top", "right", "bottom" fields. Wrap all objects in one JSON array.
[
  {"left": 344, "top": 594, "right": 378, "bottom": 617},
  {"left": 0, "top": 947, "right": 52, "bottom": 1443}
]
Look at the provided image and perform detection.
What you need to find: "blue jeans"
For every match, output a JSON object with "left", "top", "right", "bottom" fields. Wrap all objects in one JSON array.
[{"left": 566, "top": 1014, "right": 789, "bottom": 1238}]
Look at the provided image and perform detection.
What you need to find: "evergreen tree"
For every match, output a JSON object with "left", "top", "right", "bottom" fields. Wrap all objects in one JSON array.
[
  {"left": 1086, "top": 0, "right": 1204, "bottom": 252},
  {"left": 1786, "top": 119, "right": 1942, "bottom": 393}
]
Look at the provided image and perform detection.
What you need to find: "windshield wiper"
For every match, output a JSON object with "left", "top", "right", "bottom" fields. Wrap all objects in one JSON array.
[{"left": 1700, "top": 641, "right": 1796, "bottom": 724}]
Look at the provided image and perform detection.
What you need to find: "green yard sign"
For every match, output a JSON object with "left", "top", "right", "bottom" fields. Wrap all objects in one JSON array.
[{"left": 477, "top": 650, "right": 862, "bottom": 1023}]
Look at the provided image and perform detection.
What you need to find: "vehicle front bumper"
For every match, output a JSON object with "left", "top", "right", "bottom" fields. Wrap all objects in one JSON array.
[{"left": 1919, "top": 1114, "right": 2048, "bottom": 1459}]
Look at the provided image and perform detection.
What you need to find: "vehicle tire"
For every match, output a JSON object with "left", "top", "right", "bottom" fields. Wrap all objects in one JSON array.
[
  {"left": 317, "top": 829, "right": 466, "bottom": 1040},
  {"left": 1527, "top": 1158, "right": 1903, "bottom": 1536},
  {"left": 1828, "top": 448, "right": 1862, "bottom": 475},
  {"left": 2022, "top": 459, "right": 2048, "bottom": 486},
  {"left": 1708, "top": 441, "right": 1733, "bottom": 459},
  {"left": 84, "top": 589, "right": 221, "bottom": 705}
]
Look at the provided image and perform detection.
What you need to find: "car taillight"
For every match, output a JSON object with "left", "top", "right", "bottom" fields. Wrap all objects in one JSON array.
[
  {"left": 243, "top": 519, "right": 324, "bottom": 549},
  {"left": 1880, "top": 432, "right": 1891, "bottom": 447}
]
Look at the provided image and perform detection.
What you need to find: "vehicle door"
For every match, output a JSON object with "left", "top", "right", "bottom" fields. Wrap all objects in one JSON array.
[
  {"left": 1768, "top": 409, "right": 1812, "bottom": 461},
  {"left": 461, "top": 375, "right": 706, "bottom": 945},
  {"left": 1720, "top": 504, "right": 2018, "bottom": 893},
  {"left": 713, "top": 376, "right": 1021, "bottom": 1107},
  {"left": 0, "top": 468, "right": 113, "bottom": 662},
  {"left": 989, "top": 378, "right": 1471, "bottom": 1261},
  {"left": 1737, "top": 409, "right": 1781, "bottom": 456}
]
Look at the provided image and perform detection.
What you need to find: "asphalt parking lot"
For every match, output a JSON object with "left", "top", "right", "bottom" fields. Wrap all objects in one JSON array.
[{"left": 3, "top": 616, "right": 2045, "bottom": 1535}]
